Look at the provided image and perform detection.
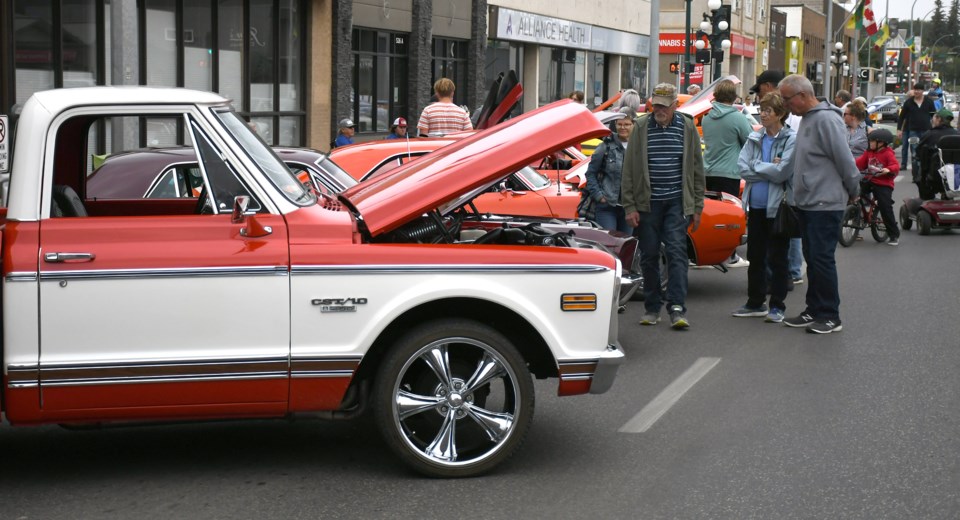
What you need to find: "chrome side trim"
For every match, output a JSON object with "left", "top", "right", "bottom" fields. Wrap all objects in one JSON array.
[
  {"left": 7, "top": 356, "right": 363, "bottom": 388},
  {"left": 38, "top": 265, "right": 289, "bottom": 281},
  {"left": 5, "top": 272, "right": 39, "bottom": 282},
  {"left": 292, "top": 264, "right": 611, "bottom": 275}
]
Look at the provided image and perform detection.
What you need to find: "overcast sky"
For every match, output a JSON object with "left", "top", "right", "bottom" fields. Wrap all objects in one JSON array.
[{"left": 867, "top": 0, "right": 941, "bottom": 25}]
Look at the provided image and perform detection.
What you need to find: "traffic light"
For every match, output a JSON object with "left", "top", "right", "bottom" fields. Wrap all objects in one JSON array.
[
  {"left": 711, "top": 5, "right": 731, "bottom": 63},
  {"left": 669, "top": 62, "right": 680, "bottom": 74}
]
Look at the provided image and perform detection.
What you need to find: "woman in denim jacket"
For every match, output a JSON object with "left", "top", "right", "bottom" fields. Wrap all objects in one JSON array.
[
  {"left": 584, "top": 108, "right": 636, "bottom": 233},
  {"left": 732, "top": 93, "right": 797, "bottom": 323}
]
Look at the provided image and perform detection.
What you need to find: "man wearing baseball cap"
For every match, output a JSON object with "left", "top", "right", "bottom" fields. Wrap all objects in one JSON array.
[
  {"left": 386, "top": 117, "right": 408, "bottom": 139},
  {"left": 333, "top": 117, "right": 356, "bottom": 148},
  {"left": 622, "top": 82, "right": 705, "bottom": 330}
]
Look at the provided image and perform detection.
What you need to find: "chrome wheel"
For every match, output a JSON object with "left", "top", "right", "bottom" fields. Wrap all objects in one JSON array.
[{"left": 374, "top": 319, "right": 533, "bottom": 477}]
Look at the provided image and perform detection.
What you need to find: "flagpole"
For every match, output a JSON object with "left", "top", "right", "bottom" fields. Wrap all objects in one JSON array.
[{"left": 883, "top": 0, "right": 889, "bottom": 93}]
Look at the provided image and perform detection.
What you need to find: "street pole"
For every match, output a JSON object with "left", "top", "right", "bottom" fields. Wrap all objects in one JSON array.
[
  {"left": 825, "top": 0, "right": 834, "bottom": 97},
  {"left": 650, "top": 0, "right": 661, "bottom": 91},
  {"left": 908, "top": 0, "right": 920, "bottom": 91},
  {"left": 684, "top": 0, "right": 692, "bottom": 90}
]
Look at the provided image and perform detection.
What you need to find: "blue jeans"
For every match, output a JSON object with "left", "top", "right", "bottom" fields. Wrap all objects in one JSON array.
[
  {"left": 595, "top": 203, "right": 633, "bottom": 234},
  {"left": 901, "top": 129, "right": 923, "bottom": 173},
  {"left": 788, "top": 237, "right": 803, "bottom": 279},
  {"left": 636, "top": 198, "right": 689, "bottom": 313},
  {"left": 797, "top": 209, "right": 844, "bottom": 321}
]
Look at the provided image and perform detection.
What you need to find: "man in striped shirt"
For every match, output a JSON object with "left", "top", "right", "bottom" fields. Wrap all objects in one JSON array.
[
  {"left": 417, "top": 78, "right": 473, "bottom": 137},
  {"left": 622, "top": 83, "right": 705, "bottom": 329}
]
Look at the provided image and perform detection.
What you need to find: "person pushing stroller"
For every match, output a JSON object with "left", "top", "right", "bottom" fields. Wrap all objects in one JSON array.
[{"left": 854, "top": 128, "right": 901, "bottom": 246}]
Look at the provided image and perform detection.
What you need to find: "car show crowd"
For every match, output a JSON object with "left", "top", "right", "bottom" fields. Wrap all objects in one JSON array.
[{"left": 327, "top": 72, "right": 958, "bottom": 336}]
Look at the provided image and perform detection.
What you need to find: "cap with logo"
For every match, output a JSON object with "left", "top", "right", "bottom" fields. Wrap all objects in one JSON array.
[
  {"left": 338, "top": 118, "right": 356, "bottom": 128},
  {"left": 391, "top": 117, "right": 407, "bottom": 129},
  {"left": 749, "top": 70, "right": 785, "bottom": 95},
  {"left": 650, "top": 83, "right": 678, "bottom": 106}
]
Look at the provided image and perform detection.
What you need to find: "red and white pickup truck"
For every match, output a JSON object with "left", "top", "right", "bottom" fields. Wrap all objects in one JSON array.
[{"left": 0, "top": 87, "right": 624, "bottom": 477}]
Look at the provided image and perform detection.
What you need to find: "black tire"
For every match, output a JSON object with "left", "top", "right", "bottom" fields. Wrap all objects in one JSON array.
[
  {"left": 871, "top": 215, "right": 889, "bottom": 242},
  {"left": 918, "top": 211, "right": 933, "bottom": 235},
  {"left": 372, "top": 318, "right": 534, "bottom": 478},
  {"left": 839, "top": 205, "right": 860, "bottom": 247},
  {"left": 900, "top": 205, "right": 913, "bottom": 231}
]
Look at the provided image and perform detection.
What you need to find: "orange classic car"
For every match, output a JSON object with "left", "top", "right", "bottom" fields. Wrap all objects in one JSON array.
[{"left": 330, "top": 107, "right": 747, "bottom": 267}]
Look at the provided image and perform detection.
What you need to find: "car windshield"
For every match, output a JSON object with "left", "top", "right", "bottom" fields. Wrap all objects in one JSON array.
[
  {"left": 313, "top": 155, "right": 358, "bottom": 192},
  {"left": 214, "top": 109, "right": 316, "bottom": 206},
  {"left": 517, "top": 166, "right": 552, "bottom": 189}
]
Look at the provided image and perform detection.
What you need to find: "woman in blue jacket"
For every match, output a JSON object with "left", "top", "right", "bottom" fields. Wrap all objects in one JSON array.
[
  {"left": 584, "top": 108, "right": 636, "bottom": 233},
  {"left": 733, "top": 92, "right": 797, "bottom": 323}
]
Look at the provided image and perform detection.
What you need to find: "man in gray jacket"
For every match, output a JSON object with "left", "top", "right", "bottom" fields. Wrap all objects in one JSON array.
[{"left": 778, "top": 75, "right": 860, "bottom": 334}]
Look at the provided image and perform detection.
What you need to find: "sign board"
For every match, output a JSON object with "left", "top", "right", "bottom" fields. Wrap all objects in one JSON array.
[{"left": 0, "top": 115, "right": 9, "bottom": 173}]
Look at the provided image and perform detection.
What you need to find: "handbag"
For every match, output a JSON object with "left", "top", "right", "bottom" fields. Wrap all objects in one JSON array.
[
  {"left": 771, "top": 200, "right": 801, "bottom": 238},
  {"left": 577, "top": 192, "right": 597, "bottom": 220}
]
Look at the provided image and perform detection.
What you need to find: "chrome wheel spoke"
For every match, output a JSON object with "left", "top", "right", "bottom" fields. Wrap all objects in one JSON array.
[
  {"left": 421, "top": 344, "right": 453, "bottom": 389},
  {"left": 425, "top": 409, "right": 458, "bottom": 461},
  {"left": 396, "top": 389, "right": 443, "bottom": 420},
  {"left": 465, "top": 403, "right": 514, "bottom": 442},
  {"left": 464, "top": 353, "right": 506, "bottom": 394}
]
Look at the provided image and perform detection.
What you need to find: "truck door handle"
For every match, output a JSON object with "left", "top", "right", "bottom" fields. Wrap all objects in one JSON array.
[{"left": 44, "top": 252, "right": 96, "bottom": 263}]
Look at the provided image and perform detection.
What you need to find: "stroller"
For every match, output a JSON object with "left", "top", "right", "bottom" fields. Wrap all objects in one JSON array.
[{"left": 901, "top": 134, "right": 960, "bottom": 235}]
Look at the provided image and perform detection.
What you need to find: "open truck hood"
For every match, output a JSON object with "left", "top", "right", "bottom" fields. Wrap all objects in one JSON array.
[{"left": 340, "top": 100, "right": 609, "bottom": 237}]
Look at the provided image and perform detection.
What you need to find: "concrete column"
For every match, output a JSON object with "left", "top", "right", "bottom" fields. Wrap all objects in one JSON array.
[
  {"left": 522, "top": 43, "right": 538, "bottom": 112},
  {"left": 410, "top": 0, "right": 433, "bottom": 132},
  {"left": 111, "top": 0, "right": 140, "bottom": 150},
  {"left": 331, "top": 0, "right": 353, "bottom": 139},
  {"left": 466, "top": 0, "right": 487, "bottom": 113},
  {"left": 307, "top": 0, "right": 333, "bottom": 150}
]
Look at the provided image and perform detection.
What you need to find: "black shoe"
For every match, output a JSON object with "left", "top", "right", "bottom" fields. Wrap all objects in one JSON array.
[
  {"left": 807, "top": 319, "right": 842, "bottom": 334},
  {"left": 783, "top": 312, "right": 815, "bottom": 328}
]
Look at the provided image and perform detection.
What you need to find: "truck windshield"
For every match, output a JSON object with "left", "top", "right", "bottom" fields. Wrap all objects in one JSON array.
[{"left": 214, "top": 109, "right": 315, "bottom": 206}]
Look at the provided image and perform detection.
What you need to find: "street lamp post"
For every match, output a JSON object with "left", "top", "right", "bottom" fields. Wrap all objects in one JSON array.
[
  {"left": 831, "top": 41, "right": 848, "bottom": 96},
  {"left": 907, "top": 0, "right": 921, "bottom": 91}
]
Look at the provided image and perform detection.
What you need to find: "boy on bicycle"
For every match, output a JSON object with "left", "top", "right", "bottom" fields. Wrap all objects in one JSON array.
[{"left": 854, "top": 128, "right": 901, "bottom": 245}]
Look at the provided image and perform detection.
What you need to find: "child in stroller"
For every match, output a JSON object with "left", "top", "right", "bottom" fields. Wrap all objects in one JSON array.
[{"left": 854, "top": 128, "right": 901, "bottom": 245}]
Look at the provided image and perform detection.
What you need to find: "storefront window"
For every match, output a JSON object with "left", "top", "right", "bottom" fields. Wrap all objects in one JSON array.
[
  {"left": 219, "top": 0, "right": 244, "bottom": 108},
  {"left": 184, "top": 0, "right": 213, "bottom": 92},
  {"left": 587, "top": 52, "right": 605, "bottom": 109},
  {"left": 538, "top": 46, "right": 581, "bottom": 107},
  {"left": 63, "top": 0, "right": 99, "bottom": 89},
  {"left": 483, "top": 40, "right": 523, "bottom": 117},
  {"left": 145, "top": 0, "right": 177, "bottom": 87},
  {"left": 14, "top": 1, "right": 58, "bottom": 105},
  {"left": 433, "top": 38, "right": 468, "bottom": 106},
  {"left": 352, "top": 28, "right": 408, "bottom": 134},
  {"left": 249, "top": 0, "right": 275, "bottom": 112},
  {"left": 621, "top": 56, "right": 648, "bottom": 97}
]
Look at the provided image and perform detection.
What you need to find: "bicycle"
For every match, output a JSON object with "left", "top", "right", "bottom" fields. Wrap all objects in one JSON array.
[{"left": 839, "top": 172, "right": 889, "bottom": 247}]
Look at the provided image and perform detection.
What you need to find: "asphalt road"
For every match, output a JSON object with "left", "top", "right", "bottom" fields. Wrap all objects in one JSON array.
[{"left": 1, "top": 168, "right": 958, "bottom": 519}]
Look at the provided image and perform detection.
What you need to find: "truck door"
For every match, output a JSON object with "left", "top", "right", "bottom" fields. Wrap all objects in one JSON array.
[{"left": 36, "top": 111, "right": 290, "bottom": 416}]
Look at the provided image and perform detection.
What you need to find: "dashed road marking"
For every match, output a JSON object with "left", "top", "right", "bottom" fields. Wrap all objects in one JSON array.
[{"left": 619, "top": 357, "right": 721, "bottom": 433}]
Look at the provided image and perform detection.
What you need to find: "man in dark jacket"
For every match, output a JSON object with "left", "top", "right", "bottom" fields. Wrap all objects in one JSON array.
[
  {"left": 917, "top": 108, "right": 960, "bottom": 199},
  {"left": 897, "top": 83, "right": 936, "bottom": 176}
]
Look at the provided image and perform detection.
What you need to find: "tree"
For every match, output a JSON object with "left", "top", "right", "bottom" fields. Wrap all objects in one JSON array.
[
  {"left": 932, "top": 0, "right": 947, "bottom": 45},
  {"left": 948, "top": 0, "right": 960, "bottom": 49}
]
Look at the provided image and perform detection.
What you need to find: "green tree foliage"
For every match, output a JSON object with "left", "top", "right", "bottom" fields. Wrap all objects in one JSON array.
[{"left": 948, "top": 0, "right": 960, "bottom": 49}]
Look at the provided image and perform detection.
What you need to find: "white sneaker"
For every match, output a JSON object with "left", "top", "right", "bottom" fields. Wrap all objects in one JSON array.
[{"left": 725, "top": 255, "right": 750, "bottom": 268}]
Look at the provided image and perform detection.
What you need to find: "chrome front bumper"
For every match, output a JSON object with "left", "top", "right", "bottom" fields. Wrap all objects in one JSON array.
[{"left": 590, "top": 343, "right": 625, "bottom": 394}]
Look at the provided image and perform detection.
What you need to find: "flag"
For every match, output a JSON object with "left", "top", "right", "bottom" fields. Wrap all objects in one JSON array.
[
  {"left": 863, "top": 0, "right": 878, "bottom": 35},
  {"left": 848, "top": 0, "right": 879, "bottom": 35},
  {"left": 873, "top": 23, "right": 890, "bottom": 51},
  {"left": 906, "top": 36, "right": 916, "bottom": 52}
]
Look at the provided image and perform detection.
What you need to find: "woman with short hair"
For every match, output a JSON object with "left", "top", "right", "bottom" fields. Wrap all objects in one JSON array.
[{"left": 733, "top": 92, "right": 797, "bottom": 323}]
